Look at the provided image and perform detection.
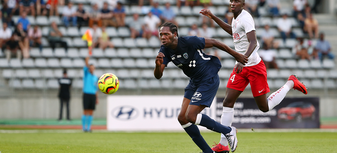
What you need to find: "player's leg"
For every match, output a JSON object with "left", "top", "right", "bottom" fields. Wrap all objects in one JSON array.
[
  {"left": 86, "top": 95, "right": 96, "bottom": 132},
  {"left": 58, "top": 98, "right": 64, "bottom": 121},
  {"left": 65, "top": 98, "right": 70, "bottom": 120},
  {"left": 82, "top": 94, "right": 89, "bottom": 131},
  {"left": 178, "top": 97, "right": 212, "bottom": 153}
]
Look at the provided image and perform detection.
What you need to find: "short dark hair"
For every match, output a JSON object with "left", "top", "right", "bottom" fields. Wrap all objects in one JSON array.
[
  {"left": 160, "top": 22, "right": 179, "bottom": 37},
  {"left": 63, "top": 69, "right": 67, "bottom": 74}
]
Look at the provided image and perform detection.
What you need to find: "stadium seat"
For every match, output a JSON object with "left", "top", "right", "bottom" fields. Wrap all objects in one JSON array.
[
  {"left": 218, "top": 69, "right": 230, "bottom": 79},
  {"left": 173, "top": 79, "right": 188, "bottom": 89},
  {"left": 186, "top": 17, "right": 198, "bottom": 26},
  {"left": 42, "top": 26, "right": 49, "bottom": 36},
  {"left": 104, "top": 48, "right": 117, "bottom": 58},
  {"left": 216, "top": 28, "right": 231, "bottom": 38},
  {"left": 267, "top": 69, "right": 279, "bottom": 79},
  {"left": 94, "top": 69, "right": 104, "bottom": 77},
  {"left": 276, "top": 59, "right": 285, "bottom": 69},
  {"left": 15, "top": 69, "right": 27, "bottom": 78},
  {"left": 106, "top": 27, "right": 118, "bottom": 37},
  {"left": 2, "top": 69, "right": 13, "bottom": 78},
  {"left": 49, "top": 16, "right": 61, "bottom": 25},
  {"left": 134, "top": 59, "right": 148, "bottom": 68},
  {"left": 97, "top": 58, "right": 111, "bottom": 68},
  {"left": 147, "top": 59, "right": 155, "bottom": 68},
  {"left": 116, "top": 69, "right": 130, "bottom": 79},
  {"left": 285, "top": 39, "right": 297, "bottom": 48},
  {"left": 73, "top": 59, "right": 85, "bottom": 68},
  {"left": 22, "top": 79, "right": 35, "bottom": 89},
  {"left": 316, "top": 69, "right": 327, "bottom": 79},
  {"left": 88, "top": 58, "right": 97, "bottom": 66},
  {"left": 47, "top": 58, "right": 60, "bottom": 68},
  {"left": 324, "top": 79, "right": 336, "bottom": 89},
  {"left": 292, "top": 69, "right": 305, "bottom": 79},
  {"left": 129, "top": 5, "right": 142, "bottom": 14},
  {"left": 293, "top": 28, "right": 304, "bottom": 37},
  {"left": 10, "top": 79, "right": 21, "bottom": 89},
  {"left": 67, "top": 27, "right": 80, "bottom": 37},
  {"left": 67, "top": 48, "right": 79, "bottom": 58},
  {"left": 258, "top": 7, "right": 268, "bottom": 17},
  {"left": 67, "top": 69, "right": 78, "bottom": 78},
  {"left": 73, "top": 79, "right": 83, "bottom": 88},
  {"left": 80, "top": 27, "right": 90, "bottom": 35},
  {"left": 53, "top": 69, "right": 63, "bottom": 78},
  {"left": 192, "top": 6, "right": 203, "bottom": 15},
  {"left": 141, "top": 69, "right": 154, "bottom": 79},
  {"left": 310, "top": 60, "right": 322, "bottom": 69},
  {"left": 22, "top": 59, "right": 35, "bottom": 68},
  {"left": 298, "top": 59, "right": 310, "bottom": 69},
  {"left": 148, "top": 79, "right": 161, "bottom": 89},
  {"left": 60, "top": 58, "right": 73, "bottom": 68},
  {"left": 161, "top": 79, "right": 172, "bottom": 89},
  {"left": 122, "top": 79, "right": 137, "bottom": 89},
  {"left": 223, "top": 38, "right": 234, "bottom": 48},
  {"left": 300, "top": 79, "right": 311, "bottom": 89},
  {"left": 124, "top": 38, "right": 137, "bottom": 48},
  {"left": 138, "top": 79, "right": 149, "bottom": 89},
  {"left": 42, "top": 69, "right": 54, "bottom": 78},
  {"left": 136, "top": 38, "right": 149, "bottom": 48},
  {"left": 311, "top": 79, "right": 323, "bottom": 89},
  {"left": 64, "top": 38, "right": 73, "bottom": 47},
  {"left": 79, "top": 48, "right": 89, "bottom": 58},
  {"left": 34, "top": 79, "right": 45, "bottom": 89},
  {"left": 58, "top": 27, "right": 67, "bottom": 36},
  {"left": 41, "top": 48, "right": 54, "bottom": 58},
  {"left": 123, "top": 59, "right": 136, "bottom": 68},
  {"left": 148, "top": 37, "right": 161, "bottom": 48},
  {"left": 129, "top": 48, "right": 143, "bottom": 58},
  {"left": 127, "top": 69, "right": 140, "bottom": 79},
  {"left": 179, "top": 27, "right": 189, "bottom": 36},
  {"left": 47, "top": 79, "right": 59, "bottom": 89},
  {"left": 115, "top": 48, "right": 129, "bottom": 58},
  {"left": 10, "top": 59, "right": 22, "bottom": 68},
  {"left": 278, "top": 49, "right": 293, "bottom": 59},
  {"left": 278, "top": 69, "right": 291, "bottom": 79},
  {"left": 41, "top": 37, "right": 49, "bottom": 47},
  {"left": 304, "top": 70, "right": 317, "bottom": 79},
  {"left": 54, "top": 48, "right": 67, "bottom": 58},
  {"left": 36, "top": 16, "right": 49, "bottom": 25},
  {"left": 180, "top": 6, "right": 192, "bottom": 16},
  {"left": 273, "top": 79, "right": 285, "bottom": 88},
  {"left": 111, "top": 38, "right": 124, "bottom": 48},
  {"left": 30, "top": 48, "right": 41, "bottom": 58},
  {"left": 92, "top": 48, "right": 105, "bottom": 58},
  {"left": 322, "top": 59, "right": 335, "bottom": 69},
  {"left": 175, "top": 17, "right": 186, "bottom": 26},
  {"left": 0, "top": 58, "right": 9, "bottom": 68},
  {"left": 110, "top": 59, "right": 123, "bottom": 68},
  {"left": 142, "top": 48, "right": 156, "bottom": 58},
  {"left": 267, "top": 80, "right": 275, "bottom": 89},
  {"left": 117, "top": 27, "right": 131, "bottom": 37},
  {"left": 328, "top": 70, "right": 337, "bottom": 79},
  {"left": 73, "top": 38, "right": 86, "bottom": 47},
  {"left": 284, "top": 59, "right": 297, "bottom": 69},
  {"left": 260, "top": 17, "right": 272, "bottom": 26},
  {"left": 222, "top": 59, "right": 235, "bottom": 69},
  {"left": 28, "top": 69, "right": 41, "bottom": 78}
]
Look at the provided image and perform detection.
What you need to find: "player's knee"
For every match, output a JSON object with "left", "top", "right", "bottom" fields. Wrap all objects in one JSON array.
[
  {"left": 223, "top": 98, "right": 235, "bottom": 107},
  {"left": 177, "top": 114, "right": 188, "bottom": 124},
  {"left": 259, "top": 106, "right": 269, "bottom": 112},
  {"left": 185, "top": 113, "right": 196, "bottom": 124}
]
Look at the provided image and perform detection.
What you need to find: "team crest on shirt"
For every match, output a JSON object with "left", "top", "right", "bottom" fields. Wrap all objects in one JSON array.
[{"left": 183, "top": 53, "right": 188, "bottom": 59}]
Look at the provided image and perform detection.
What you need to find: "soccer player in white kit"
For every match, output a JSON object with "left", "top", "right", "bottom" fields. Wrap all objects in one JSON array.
[{"left": 200, "top": 0, "right": 308, "bottom": 152}]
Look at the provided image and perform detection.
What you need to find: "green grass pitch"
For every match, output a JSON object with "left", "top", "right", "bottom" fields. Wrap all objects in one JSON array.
[{"left": 0, "top": 130, "right": 337, "bottom": 153}]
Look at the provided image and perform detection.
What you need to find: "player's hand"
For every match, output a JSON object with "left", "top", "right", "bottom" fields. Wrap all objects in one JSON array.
[
  {"left": 235, "top": 53, "right": 248, "bottom": 65},
  {"left": 200, "top": 9, "right": 213, "bottom": 19},
  {"left": 234, "top": 63, "right": 244, "bottom": 74},
  {"left": 96, "top": 99, "right": 99, "bottom": 104},
  {"left": 155, "top": 52, "right": 165, "bottom": 66}
]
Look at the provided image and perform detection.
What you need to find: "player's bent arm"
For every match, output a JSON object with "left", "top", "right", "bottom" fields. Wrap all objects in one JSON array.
[
  {"left": 205, "top": 38, "right": 247, "bottom": 64},
  {"left": 85, "top": 56, "right": 90, "bottom": 67},
  {"left": 154, "top": 64, "right": 165, "bottom": 79},
  {"left": 245, "top": 30, "right": 258, "bottom": 57},
  {"left": 210, "top": 14, "right": 232, "bottom": 35}
]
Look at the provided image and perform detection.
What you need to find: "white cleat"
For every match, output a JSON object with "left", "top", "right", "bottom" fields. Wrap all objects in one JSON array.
[{"left": 225, "top": 126, "right": 238, "bottom": 152}]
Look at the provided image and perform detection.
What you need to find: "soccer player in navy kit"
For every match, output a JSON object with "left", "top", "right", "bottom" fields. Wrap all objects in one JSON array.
[{"left": 154, "top": 22, "right": 248, "bottom": 153}]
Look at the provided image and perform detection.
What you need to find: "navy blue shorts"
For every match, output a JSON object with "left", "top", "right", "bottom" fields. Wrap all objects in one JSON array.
[{"left": 184, "top": 74, "right": 219, "bottom": 107}]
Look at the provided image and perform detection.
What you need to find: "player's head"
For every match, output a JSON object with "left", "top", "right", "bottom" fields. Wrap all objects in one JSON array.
[
  {"left": 159, "top": 22, "right": 179, "bottom": 47},
  {"left": 230, "top": 0, "right": 245, "bottom": 13},
  {"left": 89, "top": 64, "right": 95, "bottom": 74},
  {"left": 63, "top": 69, "right": 67, "bottom": 77},
  {"left": 319, "top": 32, "right": 324, "bottom": 40}
]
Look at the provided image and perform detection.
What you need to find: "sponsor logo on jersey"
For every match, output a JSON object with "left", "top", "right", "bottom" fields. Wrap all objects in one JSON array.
[
  {"left": 177, "top": 55, "right": 182, "bottom": 58},
  {"left": 183, "top": 53, "right": 188, "bottom": 59},
  {"left": 233, "top": 33, "right": 240, "bottom": 40}
]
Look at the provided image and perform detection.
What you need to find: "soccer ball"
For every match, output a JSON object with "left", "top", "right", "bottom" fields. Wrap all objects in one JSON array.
[{"left": 97, "top": 73, "right": 119, "bottom": 94}]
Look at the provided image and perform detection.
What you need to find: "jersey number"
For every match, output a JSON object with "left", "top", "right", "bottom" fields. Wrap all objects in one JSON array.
[
  {"left": 189, "top": 60, "right": 196, "bottom": 67},
  {"left": 230, "top": 74, "right": 236, "bottom": 83}
]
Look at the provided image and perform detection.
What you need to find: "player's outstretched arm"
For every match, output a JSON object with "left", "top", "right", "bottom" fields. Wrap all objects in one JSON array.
[
  {"left": 85, "top": 56, "right": 90, "bottom": 67},
  {"left": 205, "top": 38, "right": 248, "bottom": 65},
  {"left": 154, "top": 52, "right": 166, "bottom": 79},
  {"left": 200, "top": 9, "right": 232, "bottom": 35}
]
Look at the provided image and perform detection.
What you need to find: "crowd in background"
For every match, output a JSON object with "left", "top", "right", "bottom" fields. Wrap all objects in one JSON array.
[{"left": 0, "top": 0, "right": 334, "bottom": 67}]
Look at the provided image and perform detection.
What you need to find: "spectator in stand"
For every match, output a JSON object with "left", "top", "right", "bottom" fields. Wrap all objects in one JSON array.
[
  {"left": 144, "top": 11, "right": 161, "bottom": 37},
  {"left": 17, "top": 11, "right": 30, "bottom": 32},
  {"left": 5, "top": 34, "right": 21, "bottom": 60},
  {"left": 304, "top": 13, "right": 319, "bottom": 39},
  {"left": 311, "top": 0, "right": 321, "bottom": 14},
  {"left": 0, "top": 12, "right": 2, "bottom": 29},
  {"left": 266, "top": 0, "right": 280, "bottom": 17},
  {"left": 128, "top": 13, "right": 144, "bottom": 39},
  {"left": 4, "top": 0, "right": 19, "bottom": 17},
  {"left": 162, "top": 2, "right": 178, "bottom": 26},
  {"left": 101, "top": 2, "right": 115, "bottom": 27},
  {"left": 277, "top": 14, "right": 296, "bottom": 43},
  {"left": 223, "top": 5, "right": 234, "bottom": 25},
  {"left": 261, "top": 24, "right": 279, "bottom": 49},
  {"left": 88, "top": 4, "right": 102, "bottom": 27},
  {"left": 19, "top": 0, "right": 35, "bottom": 16},
  {"left": 138, "top": 0, "right": 153, "bottom": 6},
  {"left": 293, "top": 0, "right": 307, "bottom": 30},
  {"left": 259, "top": 43, "right": 278, "bottom": 70},
  {"left": 245, "top": 0, "right": 260, "bottom": 17},
  {"left": 13, "top": 23, "right": 29, "bottom": 58},
  {"left": 314, "top": 32, "right": 334, "bottom": 62},
  {"left": 293, "top": 37, "right": 310, "bottom": 60},
  {"left": 150, "top": 2, "right": 162, "bottom": 19},
  {"left": 48, "top": 21, "right": 68, "bottom": 52},
  {"left": 46, "top": 0, "right": 58, "bottom": 16},
  {"left": 89, "top": 24, "right": 102, "bottom": 48},
  {"left": 76, "top": 3, "right": 88, "bottom": 30},
  {"left": 0, "top": 23, "right": 12, "bottom": 51},
  {"left": 99, "top": 26, "right": 114, "bottom": 50},
  {"left": 113, "top": 1, "right": 126, "bottom": 27},
  {"left": 28, "top": 25, "right": 42, "bottom": 52},
  {"left": 1, "top": 5, "right": 15, "bottom": 28},
  {"left": 176, "top": 0, "right": 197, "bottom": 8},
  {"left": 62, "top": 2, "right": 77, "bottom": 27},
  {"left": 199, "top": 0, "right": 212, "bottom": 6},
  {"left": 188, "top": 23, "right": 200, "bottom": 36},
  {"left": 36, "top": 0, "right": 48, "bottom": 16}
]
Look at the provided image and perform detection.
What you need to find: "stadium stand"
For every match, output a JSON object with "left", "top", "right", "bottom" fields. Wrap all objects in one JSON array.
[{"left": 0, "top": 0, "right": 336, "bottom": 92}]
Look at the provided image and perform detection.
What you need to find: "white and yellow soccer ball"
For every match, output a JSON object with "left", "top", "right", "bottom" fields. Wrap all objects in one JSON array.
[{"left": 97, "top": 73, "right": 119, "bottom": 94}]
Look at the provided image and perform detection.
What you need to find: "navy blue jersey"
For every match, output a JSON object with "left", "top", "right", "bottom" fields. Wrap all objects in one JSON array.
[{"left": 159, "top": 36, "right": 221, "bottom": 82}]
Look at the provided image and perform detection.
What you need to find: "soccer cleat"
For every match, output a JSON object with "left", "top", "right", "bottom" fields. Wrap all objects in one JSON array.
[
  {"left": 212, "top": 143, "right": 229, "bottom": 153},
  {"left": 225, "top": 127, "right": 238, "bottom": 152},
  {"left": 288, "top": 75, "right": 308, "bottom": 94}
]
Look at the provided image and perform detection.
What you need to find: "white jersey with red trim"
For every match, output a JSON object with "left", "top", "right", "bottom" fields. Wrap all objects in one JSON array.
[{"left": 231, "top": 10, "right": 261, "bottom": 66}]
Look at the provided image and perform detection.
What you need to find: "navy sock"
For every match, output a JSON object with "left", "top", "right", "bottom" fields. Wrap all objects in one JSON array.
[
  {"left": 198, "top": 114, "right": 232, "bottom": 135},
  {"left": 183, "top": 123, "right": 213, "bottom": 153}
]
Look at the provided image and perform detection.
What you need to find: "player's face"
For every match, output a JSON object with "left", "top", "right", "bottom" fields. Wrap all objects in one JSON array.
[
  {"left": 89, "top": 65, "right": 95, "bottom": 74},
  {"left": 159, "top": 26, "right": 175, "bottom": 47},
  {"left": 230, "top": 0, "right": 244, "bottom": 13}
]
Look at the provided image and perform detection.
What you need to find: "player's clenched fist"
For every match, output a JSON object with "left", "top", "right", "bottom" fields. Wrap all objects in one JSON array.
[{"left": 155, "top": 52, "right": 165, "bottom": 66}]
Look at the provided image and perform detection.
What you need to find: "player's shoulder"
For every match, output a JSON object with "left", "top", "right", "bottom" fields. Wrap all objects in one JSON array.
[{"left": 180, "top": 36, "right": 202, "bottom": 44}]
